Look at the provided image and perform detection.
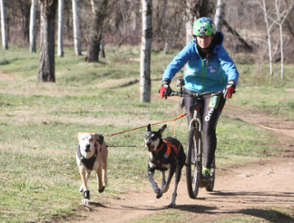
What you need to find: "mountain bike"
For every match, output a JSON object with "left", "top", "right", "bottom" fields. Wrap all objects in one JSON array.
[{"left": 170, "top": 79, "right": 225, "bottom": 199}]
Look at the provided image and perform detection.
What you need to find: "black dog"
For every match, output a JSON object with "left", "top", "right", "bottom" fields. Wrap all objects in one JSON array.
[{"left": 144, "top": 124, "right": 186, "bottom": 207}]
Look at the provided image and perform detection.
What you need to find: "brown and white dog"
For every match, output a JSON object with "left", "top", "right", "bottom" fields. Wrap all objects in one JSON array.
[
  {"left": 76, "top": 132, "right": 108, "bottom": 203},
  {"left": 144, "top": 124, "right": 186, "bottom": 208}
]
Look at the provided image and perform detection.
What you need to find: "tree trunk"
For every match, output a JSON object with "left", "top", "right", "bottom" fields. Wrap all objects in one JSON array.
[
  {"left": 214, "top": 0, "right": 225, "bottom": 32},
  {"left": 185, "top": 0, "right": 210, "bottom": 43},
  {"left": 19, "top": 1, "right": 31, "bottom": 44},
  {"left": 140, "top": 0, "right": 152, "bottom": 103},
  {"left": 86, "top": 0, "right": 108, "bottom": 62},
  {"left": 29, "top": 0, "right": 37, "bottom": 53},
  {"left": 198, "top": 0, "right": 209, "bottom": 17},
  {"left": 260, "top": 0, "right": 273, "bottom": 76},
  {"left": 0, "top": 0, "right": 8, "bottom": 50},
  {"left": 38, "top": 0, "right": 57, "bottom": 82},
  {"left": 274, "top": 0, "right": 294, "bottom": 80},
  {"left": 72, "top": 0, "right": 81, "bottom": 56},
  {"left": 275, "top": 0, "right": 284, "bottom": 80},
  {"left": 279, "top": 23, "right": 284, "bottom": 80},
  {"left": 57, "top": 0, "right": 64, "bottom": 57},
  {"left": 100, "top": 39, "right": 105, "bottom": 58},
  {"left": 185, "top": 0, "right": 195, "bottom": 44}
]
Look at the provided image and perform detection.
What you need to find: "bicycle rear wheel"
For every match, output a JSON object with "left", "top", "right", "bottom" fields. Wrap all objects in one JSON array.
[{"left": 186, "top": 121, "right": 202, "bottom": 199}]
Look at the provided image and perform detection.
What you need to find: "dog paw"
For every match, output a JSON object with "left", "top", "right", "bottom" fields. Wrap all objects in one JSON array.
[
  {"left": 156, "top": 191, "right": 162, "bottom": 199},
  {"left": 98, "top": 187, "right": 105, "bottom": 193},
  {"left": 82, "top": 199, "right": 90, "bottom": 206},
  {"left": 83, "top": 190, "right": 90, "bottom": 199},
  {"left": 162, "top": 186, "right": 169, "bottom": 193}
]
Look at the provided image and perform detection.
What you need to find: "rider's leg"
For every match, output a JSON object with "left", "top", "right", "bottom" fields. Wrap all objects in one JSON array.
[{"left": 202, "top": 94, "right": 226, "bottom": 170}]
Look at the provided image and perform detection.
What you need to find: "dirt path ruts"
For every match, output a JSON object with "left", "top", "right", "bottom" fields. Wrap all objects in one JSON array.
[{"left": 62, "top": 104, "right": 294, "bottom": 223}]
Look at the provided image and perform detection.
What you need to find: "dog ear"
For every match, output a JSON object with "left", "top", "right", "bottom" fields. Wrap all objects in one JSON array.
[
  {"left": 92, "top": 134, "right": 104, "bottom": 145},
  {"left": 97, "top": 134, "right": 104, "bottom": 145},
  {"left": 77, "top": 132, "right": 88, "bottom": 141},
  {"left": 159, "top": 124, "right": 167, "bottom": 134},
  {"left": 147, "top": 124, "right": 151, "bottom": 132}
]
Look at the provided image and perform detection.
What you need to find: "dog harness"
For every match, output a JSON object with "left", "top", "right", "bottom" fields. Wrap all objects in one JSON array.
[
  {"left": 77, "top": 146, "right": 97, "bottom": 170},
  {"left": 163, "top": 139, "right": 180, "bottom": 158},
  {"left": 155, "top": 139, "right": 180, "bottom": 159}
]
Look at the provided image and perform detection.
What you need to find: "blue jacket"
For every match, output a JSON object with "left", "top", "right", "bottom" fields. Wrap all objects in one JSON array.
[{"left": 162, "top": 32, "right": 239, "bottom": 93}]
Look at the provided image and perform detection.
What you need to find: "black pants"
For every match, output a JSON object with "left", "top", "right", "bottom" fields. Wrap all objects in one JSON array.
[{"left": 184, "top": 89, "right": 226, "bottom": 169}]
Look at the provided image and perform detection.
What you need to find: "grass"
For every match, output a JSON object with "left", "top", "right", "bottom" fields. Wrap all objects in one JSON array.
[
  {"left": 230, "top": 86, "right": 294, "bottom": 120},
  {"left": 0, "top": 46, "right": 293, "bottom": 222},
  {"left": 231, "top": 62, "right": 294, "bottom": 120}
]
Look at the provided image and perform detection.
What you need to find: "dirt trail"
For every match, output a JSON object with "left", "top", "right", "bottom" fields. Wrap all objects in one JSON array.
[{"left": 63, "top": 104, "right": 294, "bottom": 223}]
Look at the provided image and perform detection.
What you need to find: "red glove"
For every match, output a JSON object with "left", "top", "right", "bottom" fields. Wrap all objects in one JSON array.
[
  {"left": 225, "top": 81, "right": 236, "bottom": 99},
  {"left": 159, "top": 81, "right": 171, "bottom": 99},
  {"left": 159, "top": 85, "right": 167, "bottom": 98}
]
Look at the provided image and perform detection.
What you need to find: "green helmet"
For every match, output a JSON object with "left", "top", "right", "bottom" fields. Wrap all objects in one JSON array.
[{"left": 193, "top": 17, "right": 216, "bottom": 36}]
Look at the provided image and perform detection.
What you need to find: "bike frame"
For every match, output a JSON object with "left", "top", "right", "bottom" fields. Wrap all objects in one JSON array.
[{"left": 170, "top": 84, "right": 224, "bottom": 198}]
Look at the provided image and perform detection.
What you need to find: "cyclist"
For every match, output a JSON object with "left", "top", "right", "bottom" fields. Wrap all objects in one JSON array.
[{"left": 159, "top": 17, "right": 239, "bottom": 181}]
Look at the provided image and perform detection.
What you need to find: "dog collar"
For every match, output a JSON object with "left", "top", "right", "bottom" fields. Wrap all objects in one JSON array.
[{"left": 155, "top": 140, "right": 165, "bottom": 154}]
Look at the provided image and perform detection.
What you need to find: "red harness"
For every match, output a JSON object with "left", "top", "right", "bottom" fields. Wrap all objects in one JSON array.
[{"left": 155, "top": 139, "right": 179, "bottom": 158}]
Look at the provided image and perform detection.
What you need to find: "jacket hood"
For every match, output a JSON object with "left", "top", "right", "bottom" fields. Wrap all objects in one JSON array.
[{"left": 211, "top": 31, "right": 224, "bottom": 48}]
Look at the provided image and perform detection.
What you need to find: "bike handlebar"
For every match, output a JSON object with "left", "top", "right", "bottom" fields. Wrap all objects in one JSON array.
[{"left": 169, "top": 88, "right": 225, "bottom": 98}]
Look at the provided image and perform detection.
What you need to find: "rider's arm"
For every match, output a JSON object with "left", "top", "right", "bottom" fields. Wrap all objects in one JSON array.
[
  {"left": 162, "top": 41, "right": 195, "bottom": 83},
  {"left": 217, "top": 46, "right": 239, "bottom": 86}
]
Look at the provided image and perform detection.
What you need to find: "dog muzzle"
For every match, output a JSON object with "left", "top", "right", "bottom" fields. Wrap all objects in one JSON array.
[{"left": 145, "top": 143, "right": 154, "bottom": 151}]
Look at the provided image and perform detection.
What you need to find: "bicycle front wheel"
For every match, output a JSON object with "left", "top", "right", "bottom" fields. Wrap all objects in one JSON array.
[{"left": 186, "top": 121, "right": 202, "bottom": 199}]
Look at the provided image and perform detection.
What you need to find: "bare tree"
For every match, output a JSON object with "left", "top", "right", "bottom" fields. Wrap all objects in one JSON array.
[
  {"left": 86, "top": 0, "right": 108, "bottom": 62},
  {"left": 57, "top": 0, "right": 64, "bottom": 56},
  {"left": 72, "top": 0, "right": 81, "bottom": 55},
  {"left": 190, "top": 0, "right": 210, "bottom": 18},
  {"left": 0, "top": 0, "right": 8, "bottom": 50},
  {"left": 273, "top": 0, "right": 294, "bottom": 79},
  {"left": 38, "top": 0, "right": 58, "bottom": 82},
  {"left": 140, "top": 0, "right": 152, "bottom": 102},
  {"left": 257, "top": 0, "right": 274, "bottom": 75},
  {"left": 214, "top": 0, "right": 225, "bottom": 31},
  {"left": 256, "top": 0, "right": 294, "bottom": 78},
  {"left": 29, "top": 0, "right": 37, "bottom": 52},
  {"left": 185, "top": 0, "right": 211, "bottom": 43},
  {"left": 185, "top": 0, "right": 195, "bottom": 44},
  {"left": 16, "top": 0, "right": 31, "bottom": 44}
]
